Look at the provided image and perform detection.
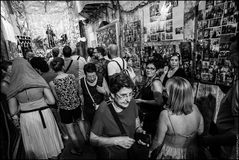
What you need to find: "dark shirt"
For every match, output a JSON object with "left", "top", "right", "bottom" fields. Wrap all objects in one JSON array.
[{"left": 162, "top": 68, "right": 186, "bottom": 86}]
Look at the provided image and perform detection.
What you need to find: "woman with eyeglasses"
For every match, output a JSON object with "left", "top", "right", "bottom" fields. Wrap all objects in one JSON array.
[
  {"left": 135, "top": 60, "right": 164, "bottom": 138},
  {"left": 90, "top": 72, "right": 148, "bottom": 159},
  {"left": 160, "top": 52, "right": 187, "bottom": 87}
]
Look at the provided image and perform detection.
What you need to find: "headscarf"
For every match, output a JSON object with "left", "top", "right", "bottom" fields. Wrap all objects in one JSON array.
[{"left": 7, "top": 57, "right": 49, "bottom": 99}]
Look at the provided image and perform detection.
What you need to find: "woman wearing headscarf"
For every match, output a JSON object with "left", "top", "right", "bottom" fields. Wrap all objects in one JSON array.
[{"left": 7, "top": 57, "right": 63, "bottom": 159}]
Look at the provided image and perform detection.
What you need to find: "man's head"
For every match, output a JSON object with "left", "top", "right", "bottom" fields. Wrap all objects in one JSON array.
[
  {"left": 52, "top": 47, "right": 60, "bottom": 58},
  {"left": 63, "top": 45, "right": 72, "bottom": 58},
  {"left": 109, "top": 72, "right": 135, "bottom": 109},
  {"left": 84, "top": 63, "right": 97, "bottom": 83},
  {"left": 94, "top": 47, "right": 106, "bottom": 59},
  {"left": 108, "top": 44, "right": 118, "bottom": 57}
]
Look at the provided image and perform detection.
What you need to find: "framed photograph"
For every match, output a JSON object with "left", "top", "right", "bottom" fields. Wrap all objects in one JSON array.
[
  {"left": 96, "top": 20, "right": 120, "bottom": 55},
  {"left": 221, "top": 24, "right": 237, "bottom": 34},
  {"left": 161, "top": 33, "right": 165, "bottom": 40},
  {"left": 211, "top": 27, "right": 221, "bottom": 38},
  {"left": 166, "top": 21, "right": 173, "bottom": 33},
  {"left": 175, "top": 27, "right": 183, "bottom": 34},
  {"left": 166, "top": 33, "right": 173, "bottom": 40},
  {"left": 150, "top": 34, "right": 158, "bottom": 41}
]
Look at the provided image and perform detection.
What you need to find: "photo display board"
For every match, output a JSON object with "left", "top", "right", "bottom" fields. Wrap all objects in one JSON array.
[{"left": 195, "top": 0, "right": 238, "bottom": 86}]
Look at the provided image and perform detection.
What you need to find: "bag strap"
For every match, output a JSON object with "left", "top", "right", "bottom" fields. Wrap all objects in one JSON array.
[
  {"left": 83, "top": 77, "right": 96, "bottom": 104},
  {"left": 112, "top": 58, "right": 125, "bottom": 71},
  {"left": 64, "top": 60, "right": 73, "bottom": 73},
  {"left": 107, "top": 102, "right": 127, "bottom": 135},
  {"left": 77, "top": 56, "right": 80, "bottom": 60}
]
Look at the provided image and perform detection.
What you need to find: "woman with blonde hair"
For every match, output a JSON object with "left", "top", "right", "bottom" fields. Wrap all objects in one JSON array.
[{"left": 150, "top": 77, "right": 204, "bottom": 159}]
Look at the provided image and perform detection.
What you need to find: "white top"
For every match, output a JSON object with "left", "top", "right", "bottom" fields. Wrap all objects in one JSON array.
[{"left": 107, "top": 57, "right": 127, "bottom": 76}]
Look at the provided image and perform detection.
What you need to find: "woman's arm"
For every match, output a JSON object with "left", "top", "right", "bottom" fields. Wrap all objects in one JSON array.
[
  {"left": 1, "top": 81, "right": 9, "bottom": 95},
  {"left": 8, "top": 97, "right": 19, "bottom": 116},
  {"left": 43, "top": 87, "right": 55, "bottom": 105},
  {"left": 150, "top": 111, "right": 168, "bottom": 152},
  {"left": 102, "top": 77, "right": 110, "bottom": 95},
  {"left": 90, "top": 132, "right": 135, "bottom": 149}
]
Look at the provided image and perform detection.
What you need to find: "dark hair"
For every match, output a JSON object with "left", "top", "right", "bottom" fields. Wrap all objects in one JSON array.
[
  {"left": 52, "top": 47, "right": 60, "bottom": 58},
  {"left": 63, "top": 46, "right": 72, "bottom": 57},
  {"left": 87, "top": 48, "right": 94, "bottom": 57},
  {"left": 109, "top": 72, "right": 134, "bottom": 94},
  {"left": 168, "top": 52, "right": 181, "bottom": 61},
  {"left": 146, "top": 59, "right": 160, "bottom": 70},
  {"left": 50, "top": 57, "right": 64, "bottom": 72},
  {"left": 83, "top": 63, "right": 97, "bottom": 74},
  {"left": 95, "top": 47, "right": 106, "bottom": 56},
  {"left": 30, "top": 57, "right": 49, "bottom": 73}
]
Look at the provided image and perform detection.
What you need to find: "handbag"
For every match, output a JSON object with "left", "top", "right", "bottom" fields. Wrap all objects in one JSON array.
[{"left": 149, "top": 144, "right": 164, "bottom": 160}]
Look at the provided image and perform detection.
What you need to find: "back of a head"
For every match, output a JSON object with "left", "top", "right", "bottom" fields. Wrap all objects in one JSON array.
[
  {"left": 96, "top": 47, "right": 106, "bottom": 56},
  {"left": 108, "top": 44, "right": 118, "bottom": 57},
  {"left": 87, "top": 48, "right": 94, "bottom": 57},
  {"left": 63, "top": 46, "right": 72, "bottom": 58},
  {"left": 52, "top": 47, "right": 60, "bottom": 58},
  {"left": 50, "top": 57, "right": 64, "bottom": 72},
  {"left": 166, "top": 76, "right": 193, "bottom": 115},
  {"left": 109, "top": 72, "right": 134, "bottom": 94},
  {"left": 83, "top": 63, "right": 97, "bottom": 74},
  {"left": 30, "top": 57, "right": 49, "bottom": 73}
]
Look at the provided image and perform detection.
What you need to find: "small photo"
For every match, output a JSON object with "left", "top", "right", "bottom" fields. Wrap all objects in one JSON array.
[
  {"left": 219, "top": 43, "right": 231, "bottom": 51},
  {"left": 224, "top": 1, "right": 237, "bottom": 17},
  {"left": 203, "top": 20, "right": 209, "bottom": 28},
  {"left": 211, "top": 4, "right": 224, "bottom": 18},
  {"left": 166, "top": 21, "right": 173, "bottom": 33},
  {"left": 205, "top": 8, "right": 213, "bottom": 19},
  {"left": 198, "top": 10, "right": 204, "bottom": 21},
  {"left": 222, "top": 17, "right": 228, "bottom": 25},
  {"left": 221, "top": 24, "right": 237, "bottom": 34},
  {"left": 204, "top": 28, "right": 211, "bottom": 39},
  {"left": 150, "top": 34, "right": 158, "bottom": 41},
  {"left": 175, "top": 27, "right": 183, "bottom": 34},
  {"left": 206, "top": 0, "right": 214, "bottom": 10},
  {"left": 161, "top": 33, "right": 165, "bottom": 40},
  {"left": 166, "top": 12, "right": 173, "bottom": 20},
  {"left": 227, "top": 13, "right": 238, "bottom": 24},
  {"left": 198, "top": 29, "right": 204, "bottom": 40},
  {"left": 158, "top": 33, "right": 161, "bottom": 41},
  {"left": 166, "top": 33, "right": 173, "bottom": 40},
  {"left": 211, "top": 27, "right": 221, "bottom": 38},
  {"left": 209, "top": 18, "right": 221, "bottom": 27},
  {"left": 172, "top": 0, "right": 178, "bottom": 7}
]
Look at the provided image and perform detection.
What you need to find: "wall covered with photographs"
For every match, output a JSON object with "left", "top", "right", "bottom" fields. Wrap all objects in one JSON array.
[{"left": 195, "top": 0, "right": 238, "bottom": 86}]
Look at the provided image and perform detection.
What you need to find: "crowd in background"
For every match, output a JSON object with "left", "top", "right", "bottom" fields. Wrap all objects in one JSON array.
[{"left": 0, "top": 33, "right": 238, "bottom": 159}]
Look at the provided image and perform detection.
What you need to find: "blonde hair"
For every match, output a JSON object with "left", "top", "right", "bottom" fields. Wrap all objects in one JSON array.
[{"left": 165, "top": 77, "right": 193, "bottom": 115}]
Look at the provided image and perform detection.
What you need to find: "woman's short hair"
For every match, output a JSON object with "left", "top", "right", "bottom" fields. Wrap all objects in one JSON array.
[
  {"left": 95, "top": 47, "right": 106, "bottom": 56},
  {"left": 109, "top": 72, "right": 134, "bottom": 94},
  {"left": 83, "top": 63, "right": 97, "bottom": 75},
  {"left": 87, "top": 48, "right": 94, "bottom": 57},
  {"left": 165, "top": 76, "right": 193, "bottom": 115},
  {"left": 62, "top": 46, "right": 72, "bottom": 57},
  {"left": 50, "top": 57, "right": 64, "bottom": 72},
  {"left": 30, "top": 57, "right": 49, "bottom": 73},
  {"left": 146, "top": 60, "right": 160, "bottom": 70}
]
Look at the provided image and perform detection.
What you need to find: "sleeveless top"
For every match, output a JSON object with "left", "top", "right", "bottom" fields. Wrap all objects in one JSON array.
[
  {"left": 140, "top": 76, "right": 162, "bottom": 113},
  {"left": 157, "top": 110, "right": 198, "bottom": 159},
  {"left": 53, "top": 74, "right": 81, "bottom": 110},
  {"left": 81, "top": 75, "right": 105, "bottom": 109}
]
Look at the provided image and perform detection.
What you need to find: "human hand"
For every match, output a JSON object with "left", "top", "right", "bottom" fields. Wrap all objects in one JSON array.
[
  {"left": 163, "top": 66, "right": 169, "bottom": 74},
  {"left": 96, "top": 85, "right": 106, "bottom": 94},
  {"left": 113, "top": 136, "right": 135, "bottom": 149},
  {"left": 11, "top": 115, "right": 20, "bottom": 128}
]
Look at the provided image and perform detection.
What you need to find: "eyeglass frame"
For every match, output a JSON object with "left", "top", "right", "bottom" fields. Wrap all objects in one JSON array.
[{"left": 115, "top": 91, "right": 135, "bottom": 100}]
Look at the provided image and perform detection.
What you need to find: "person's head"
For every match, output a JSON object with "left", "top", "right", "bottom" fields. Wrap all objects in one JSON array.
[
  {"left": 52, "top": 47, "right": 60, "bottom": 58},
  {"left": 229, "top": 33, "right": 239, "bottom": 69},
  {"left": 126, "top": 57, "right": 133, "bottom": 67},
  {"left": 108, "top": 44, "right": 118, "bottom": 57},
  {"left": 84, "top": 63, "right": 97, "bottom": 83},
  {"left": 168, "top": 52, "right": 180, "bottom": 69},
  {"left": 165, "top": 76, "right": 193, "bottom": 115},
  {"left": 0, "top": 60, "right": 12, "bottom": 78},
  {"left": 50, "top": 57, "right": 64, "bottom": 72},
  {"left": 94, "top": 47, "right": 106, "bottom": 59},
  {"left": 109, "top": 72, "right": 135, "bottom": 109},
  {"left": 25, "top": 51, "right": 34, "bottom": 61},
  {"left": 87, "top": 48, "right": 94, "bottom": 58},
  {"left": 62, "top": 45, "right": 72, "bottom": 58},
  {"left": 145, "top": 60, "right": 160, "bottom": 78},
  {"left": 30, "top": 57, "right": 49, "bottom": 75}
]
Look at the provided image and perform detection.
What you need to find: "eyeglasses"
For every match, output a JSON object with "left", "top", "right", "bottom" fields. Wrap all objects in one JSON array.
[
  {"left": 146, "top": 67, "right": 156, "bottom": 70},
  {"left": 116, "top": 92, "right": 135, "bottom": 100}
]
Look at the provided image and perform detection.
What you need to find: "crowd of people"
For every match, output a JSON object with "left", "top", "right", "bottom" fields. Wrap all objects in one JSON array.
[{"left": 0, "top": 34, "right": 238, "bottom": 159}]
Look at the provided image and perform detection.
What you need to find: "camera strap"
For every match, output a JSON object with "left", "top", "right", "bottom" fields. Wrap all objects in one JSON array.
[
  {"left": 107, "top": 102, "right": 127, "bottom": 136},
  {"left": 84, "top": 77, "right": 96, "bottom": 105}
]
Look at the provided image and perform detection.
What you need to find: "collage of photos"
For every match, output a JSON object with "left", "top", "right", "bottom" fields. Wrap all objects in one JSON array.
[
  {"left": 148, "top": 0, "right": 181, "bottom": 42},
  {"left": 195, "top": 0, "right": 238, "bottom": 86},
  {"left": 96, "top": 23, "right": 117, "bottom": 48},
  {"left": 123, "top": 20, "right": 141, "bottom": 47}
]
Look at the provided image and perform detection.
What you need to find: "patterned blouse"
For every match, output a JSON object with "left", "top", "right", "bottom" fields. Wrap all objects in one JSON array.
[{"left": 53, "top": 74, "right": 81, "bottom": 110}]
